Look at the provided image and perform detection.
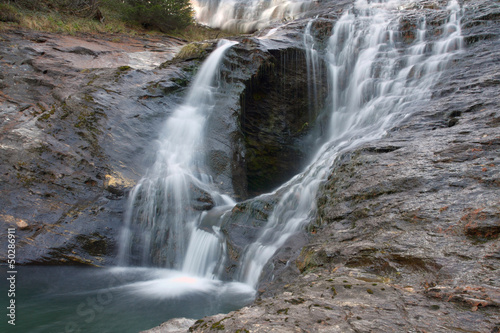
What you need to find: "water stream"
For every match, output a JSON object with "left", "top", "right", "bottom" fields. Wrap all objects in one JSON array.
[
  {"left": 118, "top": 40, "right": 238, "bottom": 274},
  {"left": 191, "top": 0, "right": 314, "bottom": 32},
  {"left": 304, "top": 17, "right": 321, "bottom": 119}
]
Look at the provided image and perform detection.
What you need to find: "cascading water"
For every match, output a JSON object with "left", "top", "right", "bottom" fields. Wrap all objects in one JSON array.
[
  {"left": 120, "top": 0, "right": 463, "bottom": 292},
  {"left": 304, "top": 17, "right": 321, "bottom": 119},
  {"left": 191, "top": 0, "right": 314, "bottom": 33},
  {"left": 237, "top": 0, "right": 463, "bottom": 288},
  {"left": 118, "top": 40, "right": 238, "bottom": 277}
]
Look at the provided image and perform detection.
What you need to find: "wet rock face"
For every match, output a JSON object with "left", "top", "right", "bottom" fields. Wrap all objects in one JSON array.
[
  {"left": 240, "top": 45, "right": 327, "bottom": 195},
  {"left": 219, "top": 194, "right": 280, "bottom": 279},
  {"left": 0, "top": 29, "right": 185, "bottom": 265},
  {"left": 202, "top": 35, "right": 328, "bottom": 199}
]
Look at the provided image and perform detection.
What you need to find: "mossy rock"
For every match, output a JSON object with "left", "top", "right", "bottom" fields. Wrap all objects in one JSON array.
[
  {"left": 160, "top": 42, "right": 215, "bottom": 68},
  {"left": 76, "top": 233, "right": 109, "bottom": 257},
  {"left": 117, "top": 65, "right": 132, "bottom": 72},
  {"left": 178, "top": 42, "right": 213, "bottom": 59}
]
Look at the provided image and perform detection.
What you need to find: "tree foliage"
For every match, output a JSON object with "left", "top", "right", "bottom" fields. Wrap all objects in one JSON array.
[
  {"left": 0, "top": 0, "right": 194, "bottom": 32},
  {"left": 3, "top": 0, "right": 101, "bottom": 17},
  {"left": 124, "top": 0, "right": 194, "bottom": 31}
]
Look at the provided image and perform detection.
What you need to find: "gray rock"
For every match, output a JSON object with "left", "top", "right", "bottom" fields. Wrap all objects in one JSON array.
[
  {"left": 140, "top": 318, "right": 196, "bottom": 333},
  {"left": 0, "top": 29, "right": 185, "bottom": 266}
]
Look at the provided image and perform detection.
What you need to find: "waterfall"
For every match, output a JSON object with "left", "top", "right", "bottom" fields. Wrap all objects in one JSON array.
[
  {"left": 304, "top": 17, "right": 321, "bottom": 119},
  {"left": 237, "top": 0, "right": 463, "bottom": 288},
  {"left": 118, "top": 40, "right": 238, "bottom": 276},
  {"left": 191, "top": 0, "right": 314, "bottom": 33},
  {"left": 119, "top": 0, "right": 463, "bottom": 290}
]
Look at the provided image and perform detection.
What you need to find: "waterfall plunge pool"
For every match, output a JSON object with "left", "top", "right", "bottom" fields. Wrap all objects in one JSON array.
[{"left": 0, "top": 266, "right": 255, "bottom": 333}]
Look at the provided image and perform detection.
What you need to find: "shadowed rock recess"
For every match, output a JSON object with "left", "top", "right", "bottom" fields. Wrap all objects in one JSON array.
[{"left": 0, "top": 0, "right": 499, "bottom": 332}]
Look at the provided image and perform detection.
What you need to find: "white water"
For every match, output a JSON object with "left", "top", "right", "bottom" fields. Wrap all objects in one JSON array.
[
  {"left": 304, "top": 17, "right": 321, "bottom": 119},
  {"left": 191, "top": 0, "right": 314, "bottom": 32},
  {"left": 108, "top": 267, "right": 254, "bottom": 299},
  {"left": 118, "top": 40, "right": 238, "bottom": 276},
  {"left": 181, "top": 206, "right": 234, "bottom": 278},
  {"left": 237, "top": 0, "right": 463, "bottom": 287}
]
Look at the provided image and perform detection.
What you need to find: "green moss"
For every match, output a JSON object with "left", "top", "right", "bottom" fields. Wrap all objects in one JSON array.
[
  {"left": 277, "top": 308, "right": 289, "bottom": 315},
  {"left": 188, "top": 319, "right": 207, "bottom": 332},
  {"left": 76, "top": 233, "right": 108, "bottom": 256},
  {"left": 171, "top": 77, "right": 189, "bottom": 87},
  {"left": 60, "top": 102, "right": 70, "bottom": 119},
  {"left": 74, "top": 107, "right": 102, "bottom": 134},
  {"left": 183, "top": 64, "right": 199, "bottom": 73},
  {"left": 298, "top": 122, "right": 309, "bottom": 133},
  {"left": 430, "top": 305, "right": 440, "bottom": 311},
  {"left": 83, "top": 94, "right": 95, "bottom": 103},
  {"left": 296, "top": 248, "right": 320, "bottom": 273},
  {"left": 367, "top": 289, "right": 374, "bottom": 294},
  {"left": 210, "top": 317, "right": 229, "bottom": 331},
  {"left": 118, "top": 65, "right": 131, "bottom": 71},
  {"left": 210, "top": 322, "right": 225, "bottom": 330},
  {"left": 36, "top": 102, "right": 47, "bottom": 112},
  {"left": 39, "top": 105, "right": 56, "bottom": 121},
  {"left": 16, "top": 172, "right": 35, "bottom": 187},
  {"left": 86, "top": 73, "right": 100, "bottom": 86},
  {"left": 252, "top": 91, "right": 266, "bottom": 101},
  {"left": 331, "top": 286, "right": 337, "bottom": 297},
  {"left": 39, "top": 112, "right": 51, "bottom": 120},
  {"left": 344, "top": 284, "right": 352, "bottom": 289},
  {"left": 285, "top": 298, "right": 305, "bottom": 305},
  {"left": 33, "top": 143, "right": 50, "bottom": 155},
  {"left": 177, "top": 42, "right": 212, "bottom": 60}
]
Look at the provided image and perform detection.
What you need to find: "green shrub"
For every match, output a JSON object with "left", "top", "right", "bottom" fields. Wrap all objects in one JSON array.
[
  {"left": 3, "top": 0, "right": 102, "bottom": 19},
  {"left": 0, "top": 3, "right": 20, "bottom": 23},
  {"left": 124, "top": 0, "right": 193, "bottom": 32},
  {"left": 0, "top": 0, "right": 197, "bottom": 34}
]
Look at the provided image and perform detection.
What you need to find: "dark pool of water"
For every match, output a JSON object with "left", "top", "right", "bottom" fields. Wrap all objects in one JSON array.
[{"left": 0, "top": 266, "right": 255, "bottom": 333}]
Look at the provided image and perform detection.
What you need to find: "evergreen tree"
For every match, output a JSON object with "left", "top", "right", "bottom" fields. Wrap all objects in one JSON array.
[{"left": 125, "top": 0, "right": 193, "bottom": 31}]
